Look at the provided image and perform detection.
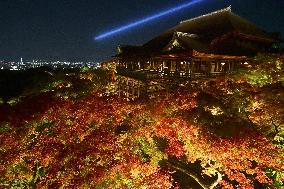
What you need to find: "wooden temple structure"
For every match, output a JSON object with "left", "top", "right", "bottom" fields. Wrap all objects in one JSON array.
[{"left": 114, "top": 6, "right": 281, "bottom": 78}]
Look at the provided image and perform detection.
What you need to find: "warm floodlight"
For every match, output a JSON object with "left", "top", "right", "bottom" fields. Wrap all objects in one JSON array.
[{"left": 95, "top": 0, "right": 204, "bottom": 40}]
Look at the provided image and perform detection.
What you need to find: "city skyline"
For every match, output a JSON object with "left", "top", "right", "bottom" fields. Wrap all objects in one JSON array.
[{"left": 0, "top": 0, "right": 283, "bottom": 62}]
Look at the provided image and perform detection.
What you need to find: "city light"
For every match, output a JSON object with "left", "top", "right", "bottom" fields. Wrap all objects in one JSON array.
[
  {"left": 95, "top": 0, "right": 204, "bottom": 40},
  {"left": 0, "top": 60, "right": 101, "bottom": 70}
]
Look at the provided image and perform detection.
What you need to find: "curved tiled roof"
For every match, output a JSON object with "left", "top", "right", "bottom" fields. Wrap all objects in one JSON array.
[
  {"left": 116, "top": 6, "right": 280, "bottom": 57},
  {"left": 142, "top": 6, "right": 276, "bottom": 52}
]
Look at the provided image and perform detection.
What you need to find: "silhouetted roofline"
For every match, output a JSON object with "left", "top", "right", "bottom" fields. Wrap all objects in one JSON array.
[
  {"left": 180, "top": 6, "right": 232, "bottom": 24},
  {"left": 117, "top": 6, "right": 281, "bottom": 57}
]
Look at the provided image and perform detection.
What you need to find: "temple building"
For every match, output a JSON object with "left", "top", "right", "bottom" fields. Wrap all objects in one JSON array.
[{"left": 115, "top": 6, "right": 281, "bottom": 78}]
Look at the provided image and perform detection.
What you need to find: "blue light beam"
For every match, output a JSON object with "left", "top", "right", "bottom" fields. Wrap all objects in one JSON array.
[{"left": 95, "top": 0, "right": 204, "bottom": 40}]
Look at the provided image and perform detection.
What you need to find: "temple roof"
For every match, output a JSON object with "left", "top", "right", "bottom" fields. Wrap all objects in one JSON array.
[
  {"left": 143, "top": 6, "right": 276, "bottom": 52},
  {"left": 117, "top": 6, "right": 280, "bottom": 57},
  {"left": 163, "top": 32, "right": 211, "bottom": 54}
]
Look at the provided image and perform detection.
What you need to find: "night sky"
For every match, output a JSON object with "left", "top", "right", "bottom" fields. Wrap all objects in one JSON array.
[{"left": 0, "top": 0, "right": 283, "bottom": 62}]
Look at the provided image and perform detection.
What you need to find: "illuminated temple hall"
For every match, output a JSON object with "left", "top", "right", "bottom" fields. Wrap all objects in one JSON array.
[{"left": 115, "top": 6, "right": 281, "bottom": 78}]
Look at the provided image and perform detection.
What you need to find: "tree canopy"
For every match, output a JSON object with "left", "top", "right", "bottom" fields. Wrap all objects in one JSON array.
[{"left": 0, "top": 54, "right": 284, "bottom": 188}]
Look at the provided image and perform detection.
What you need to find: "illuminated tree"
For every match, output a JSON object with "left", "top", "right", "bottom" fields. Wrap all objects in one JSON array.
[{"left": 1, "top": 55, "right": 284, "bottom": 188}]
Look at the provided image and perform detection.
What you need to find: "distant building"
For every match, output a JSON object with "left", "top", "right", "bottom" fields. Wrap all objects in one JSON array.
[{"left": 115, "top": 6, "right": 281, "bottom": 78}]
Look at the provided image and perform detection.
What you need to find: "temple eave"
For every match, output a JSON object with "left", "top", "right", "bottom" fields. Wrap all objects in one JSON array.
[{"left": 110, "top": 6, "right": 281, "bottom": 79}]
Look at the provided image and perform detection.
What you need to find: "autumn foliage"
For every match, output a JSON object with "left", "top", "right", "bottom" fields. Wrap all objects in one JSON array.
[{"left": 0, "top": 54, "right": 284, "bottom": 188}]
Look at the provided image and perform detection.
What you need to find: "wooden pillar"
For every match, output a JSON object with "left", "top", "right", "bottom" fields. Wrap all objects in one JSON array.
[
  {"left": 159, "top": 60, "right": 162, "bottom": 72},
  {"left": 162, "top": 61, "right": 165, "bottom": 73},
  {"left": 176, "top": 60, "right": 180, "bottom": 77},
  {"left": 133, "top": 61, "right": 136, "bottom": 70},
  {"left": 142, "top": 60, "right": 146, "bottom": 70},
  {"left": 205, "top": 60, "right": 209, "bottom": 76},
  {"left": 188, "top": 60, "right": 191, "bottom": 78},
  {"left": 132, "top": 81, "right": 134, "bottom": 97},
  {"left": 185, "top": 61, "right": 189, "bottom": 77},
  {"left": 231, "top": 61, "right": 235, "bottom": 71},
  {"left": 126, "top": 79, "right": 129, "bottom": 98},
  {"left": 156, "top": 60, "right": 159, "bottom": 71},
  {"left": 172, "top": 60, "right": 176, "bottom": 75},
  {"left": 173, "top": 60, "right": 176, "bottom": 73},
  {"left": 153, "top": 60, "right": 157, "bottom": 71},
  {"left": 190, "top": 60, "right": 194, "bottom": 78},
  {"left": 131, "top": 61, "right": 134, "bottom": 70}
]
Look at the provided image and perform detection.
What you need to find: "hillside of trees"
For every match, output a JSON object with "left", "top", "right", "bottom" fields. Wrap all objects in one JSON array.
[{"left": 0, "top": 54, "right": 283, "bottom": 188}]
